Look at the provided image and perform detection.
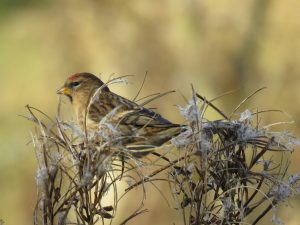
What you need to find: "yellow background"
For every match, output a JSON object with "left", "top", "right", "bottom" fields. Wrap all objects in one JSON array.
[{"left": 0, "top": 0, "right": 300, "bottom": 224}]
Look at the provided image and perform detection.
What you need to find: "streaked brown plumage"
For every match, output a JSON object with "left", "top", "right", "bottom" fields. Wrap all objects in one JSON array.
[{"left": 57, "top": 72, "right": 184, "bottom": 152}]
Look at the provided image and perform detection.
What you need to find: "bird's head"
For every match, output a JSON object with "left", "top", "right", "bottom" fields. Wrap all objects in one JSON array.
[{"left": 57, "top": 72, "right": 109, "bottom": 103}]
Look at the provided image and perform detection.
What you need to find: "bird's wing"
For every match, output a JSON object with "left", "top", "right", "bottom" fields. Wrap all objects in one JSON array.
[
  {"left": 118, "top": 107, "right": 180, "bottom": 128},
  {"left": 88, "top": 91, "right": 179, "bottom": 128},
  {"left": 108, "top": 92, "right": 180, "bottom": 128}
]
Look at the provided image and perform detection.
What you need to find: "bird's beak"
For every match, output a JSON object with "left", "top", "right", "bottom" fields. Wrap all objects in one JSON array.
[{"left": 56, "top": 86, "right": 71, "bottom": 96}]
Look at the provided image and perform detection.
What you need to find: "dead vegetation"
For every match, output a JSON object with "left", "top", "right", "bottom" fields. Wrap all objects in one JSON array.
[{"left": 25, "top": 82, "right": 300, "bottom": 225}]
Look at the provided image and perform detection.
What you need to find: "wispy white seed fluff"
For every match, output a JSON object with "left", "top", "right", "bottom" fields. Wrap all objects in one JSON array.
[
  {"left": 239, "top": 109, "right": 253, "bottom": 122},
  {"left": 288, "top": 173, "right": 300, "bottom": 187},
  {"left": 270, "top": 183, "right": 292, "bottom": 202},
  {"left": 36, "top": 166, "right": 49, "bottom": 187},
  {"left": 271, "top": 212, "right": 284, "bottom": 225},
  {"left": 177, "top": 100, "right": 201, "bottom": 123},
  {"left": 171, "top": 127, "right": 193, "bottom": 148}
]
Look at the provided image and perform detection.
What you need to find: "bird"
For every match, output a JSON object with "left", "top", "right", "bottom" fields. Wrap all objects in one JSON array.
[{"left": 57, "top": 72, "right": 184, "bottom": 154}]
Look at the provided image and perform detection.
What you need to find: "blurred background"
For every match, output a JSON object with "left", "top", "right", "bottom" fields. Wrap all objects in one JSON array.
[{"left": 0, "top": 0, "right": 300, "bottom": 224}]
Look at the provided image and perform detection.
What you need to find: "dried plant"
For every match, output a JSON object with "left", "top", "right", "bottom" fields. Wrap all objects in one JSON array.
[{"left": 25, "top": 82, "right": 300, "bottom": 225}]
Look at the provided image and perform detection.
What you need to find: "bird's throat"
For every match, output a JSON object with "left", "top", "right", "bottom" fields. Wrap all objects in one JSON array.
[{"left": 67, "top": 94, "right": 73, "bottom": 103}]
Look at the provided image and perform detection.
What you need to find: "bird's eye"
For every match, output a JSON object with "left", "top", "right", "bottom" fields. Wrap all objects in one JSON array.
[{"left": 70, "top": 82, "right": 81, "bottom": 88}]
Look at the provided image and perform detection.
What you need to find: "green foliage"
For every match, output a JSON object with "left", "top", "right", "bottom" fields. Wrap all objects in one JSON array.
[{"left": 0, "top": 0, "right": 49, "bottom": 13}]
